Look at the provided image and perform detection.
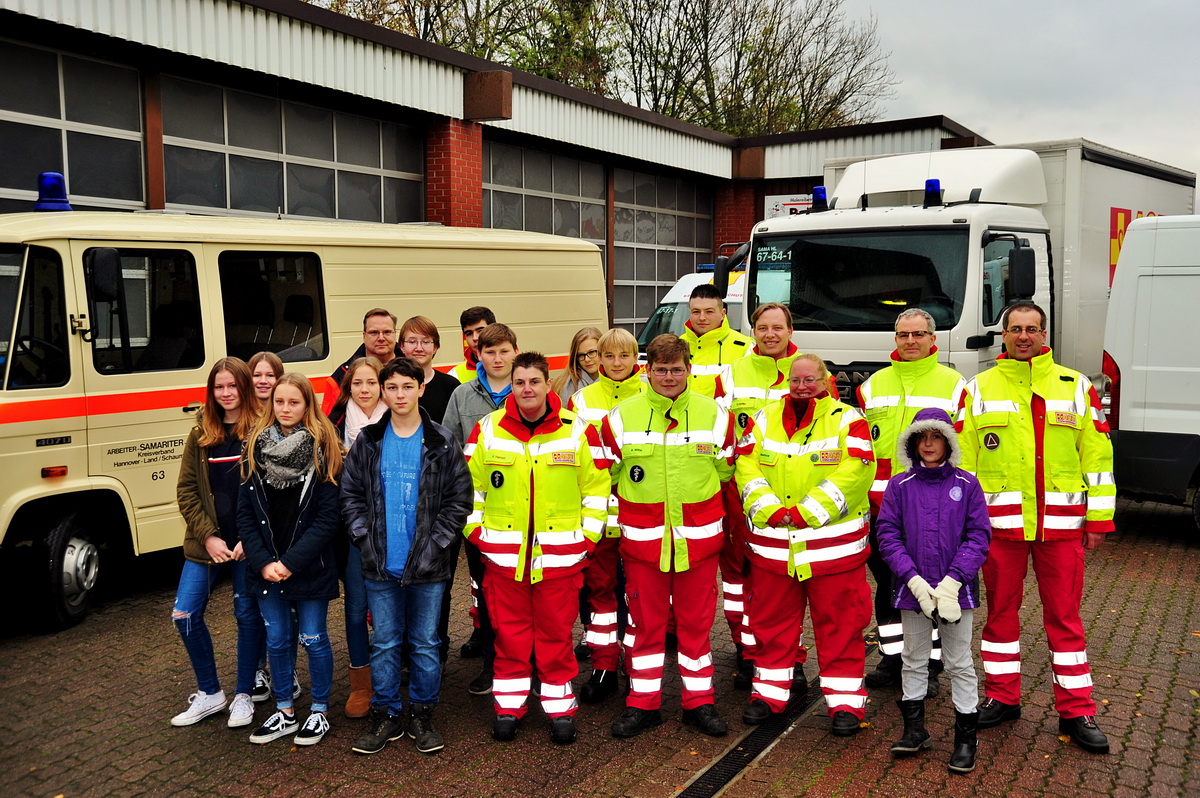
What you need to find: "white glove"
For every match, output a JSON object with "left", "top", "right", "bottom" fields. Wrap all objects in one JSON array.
[
  {"left": 906, "top": 575, "right": 937, "bottom": 619},
  {"left": 934, "top": 576, "right": 963, "bottom": 623}
]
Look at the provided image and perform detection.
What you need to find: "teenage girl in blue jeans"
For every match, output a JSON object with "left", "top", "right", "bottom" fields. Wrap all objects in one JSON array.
[
  {"left": 171, "top": 357, "right": 264, "bottom": 729},
  {"left": 239, "top": 373, "right": 344, "bottom": 745}
]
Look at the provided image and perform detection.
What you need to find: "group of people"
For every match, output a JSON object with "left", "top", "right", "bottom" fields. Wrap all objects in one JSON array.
[{"left": 168, "top": 288, "right": 1116, "bottom": 775}]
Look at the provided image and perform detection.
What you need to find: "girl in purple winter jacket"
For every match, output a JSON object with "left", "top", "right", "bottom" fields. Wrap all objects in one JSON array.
[{"left": 876, "top": 407, "right": 991, "bottom": 775}]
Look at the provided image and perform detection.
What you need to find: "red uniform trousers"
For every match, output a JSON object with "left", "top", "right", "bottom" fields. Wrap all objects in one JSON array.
[
  {"left": 720, "top": 484, "right": 752, "bottom": 652},
  {"left": 482, "top": 567, "right": 583, "bottom": 719},
  {"left": 747, "top": 563, "right": 870, "bottom": 717},
  {"left": 981, "top": 537, "right": 1096, "bottom": 718},
  {"left": 623, "top": 556, "right": 719, "bottom": 711},
  {"left": 583, "top": 535, "right": 622, "bottom": 672}
]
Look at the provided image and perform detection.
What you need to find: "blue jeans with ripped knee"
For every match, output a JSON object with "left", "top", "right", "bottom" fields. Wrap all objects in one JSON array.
[
  {"left": 257, "top": 583, "right": 332, "bottom": 712},
  {"left": 173, "top": 558, "right": 264, "bottom": 696}
]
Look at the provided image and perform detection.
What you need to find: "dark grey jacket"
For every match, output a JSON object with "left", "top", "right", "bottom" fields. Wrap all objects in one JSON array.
[{"left": 339, "top": 408, "right": 472, "bottom": 584}]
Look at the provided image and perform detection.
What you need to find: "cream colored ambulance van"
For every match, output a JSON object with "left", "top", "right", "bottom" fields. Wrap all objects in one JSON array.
[{"left": 0, "top": 211, "right": 607, "bottom": 627}]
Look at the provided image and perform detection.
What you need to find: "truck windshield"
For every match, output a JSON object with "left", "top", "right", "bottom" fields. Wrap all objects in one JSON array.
[
  {"left": 0, "top": 245, "right": 23, "bottom": 379},
  {"left": 752, "top": 229, "right": 969, "bottom": 331}
]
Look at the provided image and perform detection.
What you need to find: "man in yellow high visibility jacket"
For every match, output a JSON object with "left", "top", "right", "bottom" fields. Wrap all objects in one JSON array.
[
  {"left": 956, "top": 301, "right": 1115, "bottom": 755},
  {"left": 679, "top": 283, "right": 753, "bottom": 400}
]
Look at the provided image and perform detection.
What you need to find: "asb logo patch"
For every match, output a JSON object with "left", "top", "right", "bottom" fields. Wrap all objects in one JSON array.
[
  {"left": 815, "top": 450, "right": 843, "bottom": 464},
  {"left": 490, "top": 470, "right": 504, "bottom": 488},
  {"left": 630, "top": 465, "right": 646, "bottom": 483},
  {"left": 694, "top": 443, "right": 715, "bottom": 456},
  {"left": 1053, "top": 411, "right": 1078, "bottom": 426},
  {"left": 551, "top": 451, "right": 576, "bottom": 465},
  {"left": 871, "top": 424, "right": 881, "bottom": 441},
  {"left": 983, "top": 432, "right": 1000, "bottom": 451}
]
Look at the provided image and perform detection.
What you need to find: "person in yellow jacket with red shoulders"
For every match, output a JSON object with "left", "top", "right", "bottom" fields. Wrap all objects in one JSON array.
[
  {"left": 720, "top": 303, "right": 802, "bottom": 688},
  {"left": 955, "top": 302, "right": 1115, "bottom": 754},
  {"left": 679, "top": 283, "right": 753, "bottom": 400},
  {"left": 601, "top": 334, "right": 744, "bottom": 739},
  {"left": 567, "top": 328, "right": 646, "bottom": 703},
  {"left": 462, "top": 352, "right": 610, "bottom": 745},
  {"left": 857, "top": 308, "right": 966, "bottom": 693},
  {"left": 735, "top": 353, "right": 875, "bottom": 736}
]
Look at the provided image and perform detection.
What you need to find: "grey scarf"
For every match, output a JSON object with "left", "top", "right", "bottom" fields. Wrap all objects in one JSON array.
[{"left": 254, "top": 422, "right": 315, "bottom": 488}]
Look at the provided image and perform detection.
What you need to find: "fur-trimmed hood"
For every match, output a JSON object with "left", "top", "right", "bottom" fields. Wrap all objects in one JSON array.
[{"left": 896, "top": 407, "right": 961, "bottom": 470}]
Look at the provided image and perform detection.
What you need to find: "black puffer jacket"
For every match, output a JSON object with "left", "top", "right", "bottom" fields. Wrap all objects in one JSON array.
[
  {"left": 238, "top": 470, "right": 341, "bottom": 601},
  {"left": 340, "top": 408, "right": 472, "bottom": 584}
]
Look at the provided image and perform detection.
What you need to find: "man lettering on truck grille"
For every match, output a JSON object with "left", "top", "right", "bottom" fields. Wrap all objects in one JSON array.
[
  {"left": 322, "top": 308, "right": 402, "bottom": 422},
  {"left": 857, "top": 308, "right": 966, "bottom": 696},
  {"left": 955, "top": 301, "right": 1115, "bottom": 755}
]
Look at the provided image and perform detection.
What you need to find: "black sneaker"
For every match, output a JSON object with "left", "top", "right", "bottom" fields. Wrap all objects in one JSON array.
[
  {"left": 408, "top": 704, "right": 445, "bottom": 754},
  {"left": 351, "top": 709, "right": 406, "bottom": 755},
  {"left": 468, "top": 668, "right": 493, "bottom": 696},
  {"left": 742, "top": 698, "right": 774, "bottom": 725},
  {"left": 611, "top": 706, "right": 663, "bottom": 738},
  {"left": 682, "top": 703, "right": 728, "bottom": 737},
  {"left": 1058, "top": 715, "right": 1109, "bottom": 754},
  {"left": 460, "top": 630, "right": 483, "bottom": 659},
  {"left": 977, "top": 697, "right": 1021, "bottom": 728},
  {"left": 830, "top": 710, "right": 862, "bottom": 737},
  {"left": 248, "top": 710, "right": 299, "bottom": 744},
  {"left": 492, "top": 714, "right": 520, "bottom": 741},
  {"left": 580, "top": 669, "right": 619, "bottom": 704},
  {"left": 549, "top": 715, "right": 577, "bottom": 745},
  {"left": 294, "top": 711, "right": 329, "bottom": 746},
  {"left": 251, "top": 669, "right": 271, "bottom": 703},
  {"left": 865, "top": 655, "right": 902, "bottom": 689}
]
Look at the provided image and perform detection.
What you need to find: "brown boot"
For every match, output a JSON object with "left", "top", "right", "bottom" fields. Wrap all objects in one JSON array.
[{"left": 345, "top": 665, "right": 373, "bottom": 719}]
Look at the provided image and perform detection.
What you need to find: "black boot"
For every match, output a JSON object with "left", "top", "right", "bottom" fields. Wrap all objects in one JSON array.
[
  {"left": 948, "top": 710, "right": 978, "bottom": 773},
  {"left": 889, "top": 699, "right": 931, "bottom": 755},
  {"left": 865, "top": 654, "right": 902, "bottom": 688}
]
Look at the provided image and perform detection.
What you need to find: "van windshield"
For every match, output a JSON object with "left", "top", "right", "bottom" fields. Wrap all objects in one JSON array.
[
  {"left": 637, "top": 301, "right": 744, "bottom": 350},
  {"left": 0, "top": 245, "right": 24, "bottom": 379},
  {"left": 751, "top": 229, "right": 969, "bottom": 331}
]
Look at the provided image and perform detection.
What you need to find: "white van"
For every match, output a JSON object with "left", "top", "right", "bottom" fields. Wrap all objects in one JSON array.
[
  {"left": 0, "top": 209, "right": 608, "bottom": 627},
  {"left": 637, "top": 268, "right": 747, "bottom": 350},
  {"left": 1102, "top": 214, "right": 1200, "bottom": 527}
]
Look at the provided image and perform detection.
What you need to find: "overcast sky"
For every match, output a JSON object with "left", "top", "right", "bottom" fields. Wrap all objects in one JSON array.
[{"left": 840, "top": 0, "right": 1199, "bottom": 188}]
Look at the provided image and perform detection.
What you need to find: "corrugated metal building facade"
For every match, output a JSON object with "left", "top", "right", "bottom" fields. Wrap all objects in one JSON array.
[{"left": 0, "top": 0, "right": 988, "bottom": 333}]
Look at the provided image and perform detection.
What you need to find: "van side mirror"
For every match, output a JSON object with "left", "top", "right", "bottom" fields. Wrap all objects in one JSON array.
[
  {"left": 713, "top": 256, "right": 730, "bottom": 299},
  {"left": 85, "top": 248, "right": 122, "bottom": 303},
  {"left": 1006, "top": 243, "right": 1036, "bottom": 300}
]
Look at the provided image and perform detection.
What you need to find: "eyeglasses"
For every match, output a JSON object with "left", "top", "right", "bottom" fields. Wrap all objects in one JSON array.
[
  {"left": 1006, "top": 326, "right": 1044, "bottom": 335},
  {"left": 789, "top": 376, "right": 822, "bottom": 386},
  {"left": 403, "top": 338, "right": 435, "bottom": 347},
  {"left": 365, "top": 330, "right": 395, "bottom": 338},
  {"left": 576, "top": 349, "right": 600, "bottom": 360},
  {"left": 895, "top": 331, "right": 931, "bottom": 340},
  {"left": 650, "top": 367, "right": 687, "bottom": 377}
]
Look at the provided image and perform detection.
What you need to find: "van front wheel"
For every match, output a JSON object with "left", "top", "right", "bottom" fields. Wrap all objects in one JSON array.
[
  {"left": 38, "top": 514, "right": 100, "bottom": 630},
  {"left": 1193, "top": 488, "right": 1200, "bottom": 532}
]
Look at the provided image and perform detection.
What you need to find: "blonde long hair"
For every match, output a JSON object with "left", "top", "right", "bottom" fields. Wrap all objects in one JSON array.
[
  {"left": 242, "top": 372, "right": 344, "bottom": 483},
  {"left": 198, "top": 358, "right": 260, "bottom": 447},
  {"left": 552, "top": 326, "right": 603, "bottom": 395}
]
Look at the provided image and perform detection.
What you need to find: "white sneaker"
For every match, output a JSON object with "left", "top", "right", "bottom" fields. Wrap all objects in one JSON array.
[
  {"left": 294, "top": 711, "right": 330, "bottom": 746},
  {"left": 248, "top": 710, "right": 299, "bottom": 744},
  {"left": 170, "top": 690, "right": 228, "bottom": 727},
  {"left": 252, "top": 669, "right": 271, "bottom": 703},
  {"left": 227, "top": 693, "right": 255, "bottom": 728}
]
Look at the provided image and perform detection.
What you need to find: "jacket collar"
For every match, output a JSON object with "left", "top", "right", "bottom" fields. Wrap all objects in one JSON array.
[
  {"left": 888, "top": 346, "right": 941, "bottom": 375},
  {"left": 645, "top": 386, "right": 693, "bottom": 431},
  {"left": 751, "top": 341, "right": 798, "bottom": 359},
  {"left": 499, "top": 391, "right": 565, "bottom": 441},
  {"left": 597, "top": 367, "right": 646, "bottom": 397},
  {"left": 996, "top": 346, "right": 1055, "bottom": 386},
  {"left": 683, "top": 316, "right": 732, "bottom": 345},
  {"left": 782, "top": 392, "right": 831, "bottom": 438}
]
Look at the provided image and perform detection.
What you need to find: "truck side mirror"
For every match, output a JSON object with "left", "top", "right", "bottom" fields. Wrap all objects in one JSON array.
[
  {"left": 1006, "top": 243, "right": 1036, "bottom": 300},
  {"left": 713, "top": 256, "right": 730, "bottom": 299},
  {"left": 85, "top": 247, "right": 122, "bottom": 303}
]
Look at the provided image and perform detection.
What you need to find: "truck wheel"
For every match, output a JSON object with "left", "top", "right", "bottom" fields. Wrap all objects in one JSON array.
[
  {"left": 1193, "top": 488, "right": 1200, "bottom": 532},
  {"left": 38, "top": 514, "right": 100, "bottom": 630}
]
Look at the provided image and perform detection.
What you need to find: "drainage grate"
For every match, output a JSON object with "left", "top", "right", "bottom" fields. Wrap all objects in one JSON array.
[{"left": 677, "top": 633, "right": 883, "bottom": 798}]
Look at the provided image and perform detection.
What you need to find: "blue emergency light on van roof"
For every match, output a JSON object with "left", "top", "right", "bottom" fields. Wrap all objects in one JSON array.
[
  {"left": 696, "top": 263, "right": 715, "bottom": 271},
  {"left": 35, "top": 172, "right": 72, "bottom": 212},
  {"left": 811, "top": 186, "right": 828, "bottom": 212},
  {"left": 923, "top": 178, "right": 942, "bottom": 208}
]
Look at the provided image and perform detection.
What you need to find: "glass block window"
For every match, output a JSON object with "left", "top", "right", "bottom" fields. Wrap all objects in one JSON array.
[
  {"left": 482, "top": 140, "right": 607, "bottom": 250},
  {"left": 613, "top": 168, "right": 713, "bottom": 335},
  {"left": 161, "top": 77, "right": 424, "bottom": 222},
  {"left": 0, "top": 40, "right": 143, "bottom": 208}
]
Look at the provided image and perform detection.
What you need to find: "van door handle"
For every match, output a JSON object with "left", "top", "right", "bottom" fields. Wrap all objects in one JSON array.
[{"left": 183, "top": 403, "right": 201, "bottom": 413}]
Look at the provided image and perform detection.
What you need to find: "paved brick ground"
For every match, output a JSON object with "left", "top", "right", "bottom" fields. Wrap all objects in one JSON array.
[{"left": 1, "top": 497, "right": 1197, "bottom": 797}]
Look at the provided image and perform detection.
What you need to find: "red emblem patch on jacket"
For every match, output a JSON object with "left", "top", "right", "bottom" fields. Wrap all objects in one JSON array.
[{"left": 551, "top": 451, "right": 577, "bottom": 465}]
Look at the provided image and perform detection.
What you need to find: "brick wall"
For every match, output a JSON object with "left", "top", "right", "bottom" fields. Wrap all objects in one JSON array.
[
  {"left": 425, "top": 118, "right": 483, "bottom": 227},
  {"left": 713, "top": 181, "right": 758, "bottom": 252}
]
